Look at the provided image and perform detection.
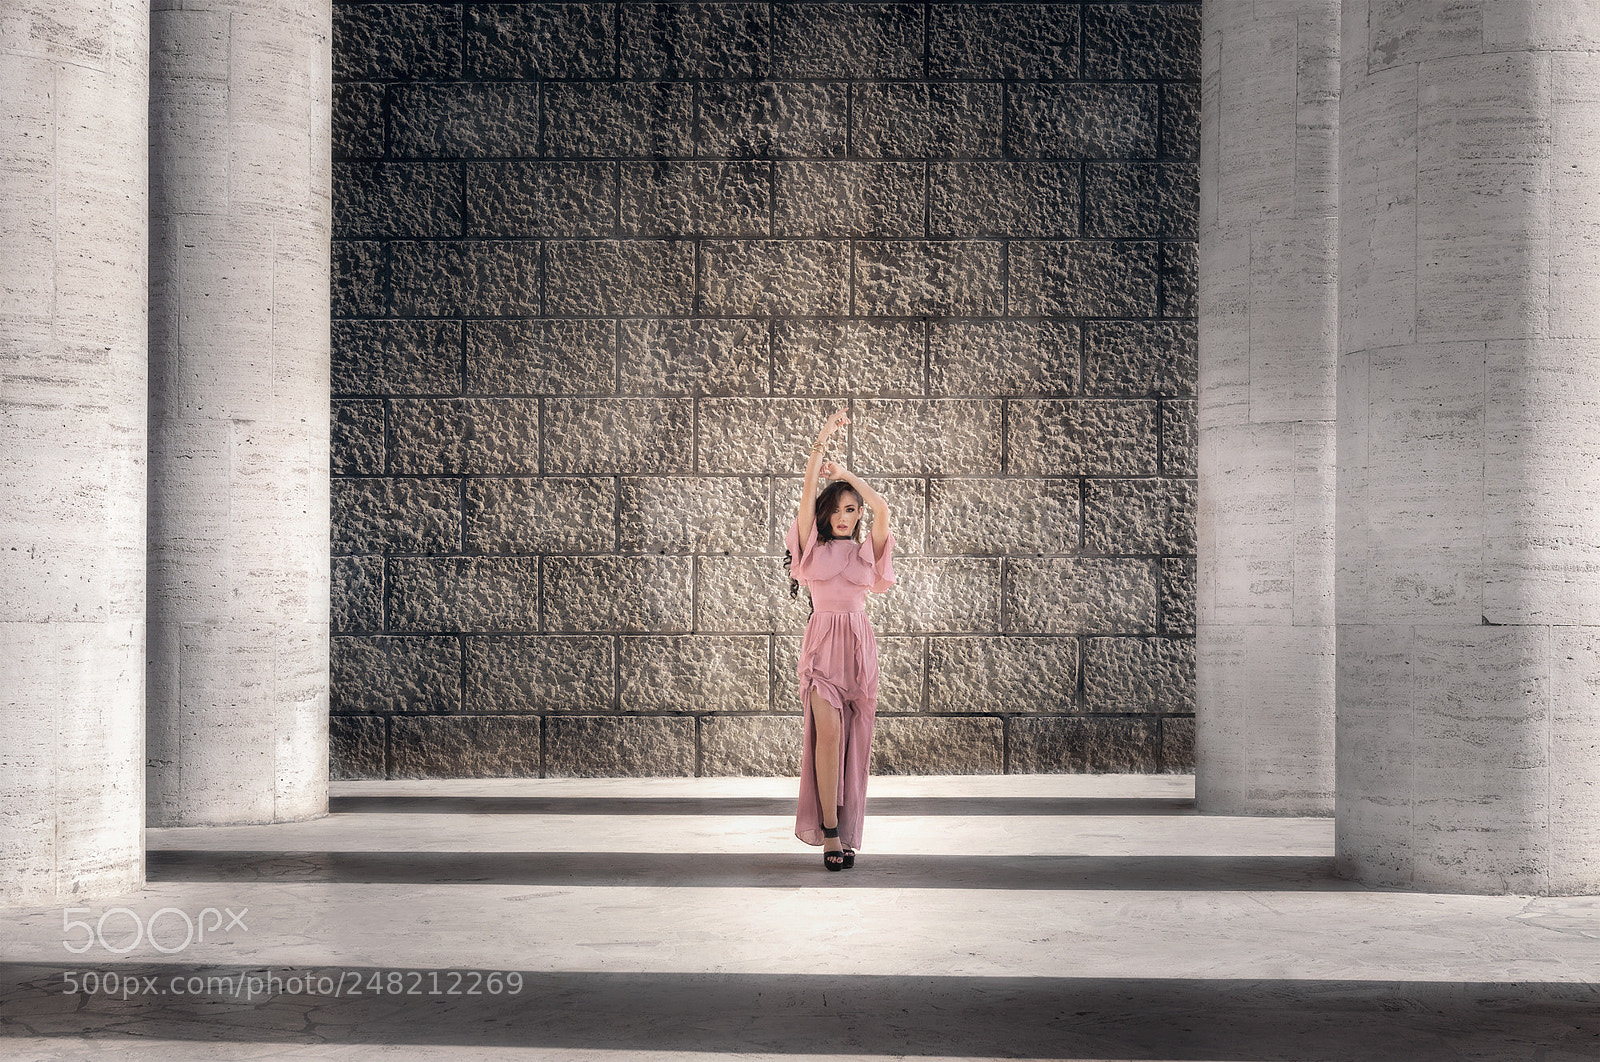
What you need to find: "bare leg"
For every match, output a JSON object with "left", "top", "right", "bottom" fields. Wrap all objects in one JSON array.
[{"left": 810, "top": 688, "right": 843, "bottom": 856}]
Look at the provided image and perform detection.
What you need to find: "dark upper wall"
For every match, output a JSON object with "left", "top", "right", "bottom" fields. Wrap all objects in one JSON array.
[{"left": 329, "top": 1, "right": 1199, "bottom": 779}]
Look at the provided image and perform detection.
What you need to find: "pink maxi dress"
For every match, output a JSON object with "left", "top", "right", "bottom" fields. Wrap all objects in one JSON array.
[{"left": 785, "top": 515, "right": 897, "bottom": 852}]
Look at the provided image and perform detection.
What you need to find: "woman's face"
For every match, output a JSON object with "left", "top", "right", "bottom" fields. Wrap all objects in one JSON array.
[{"left": 828, "top": 493, "right": 863, "bottom": 538}]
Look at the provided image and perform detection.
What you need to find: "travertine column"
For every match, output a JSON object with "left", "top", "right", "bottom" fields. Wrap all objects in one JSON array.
[
  {"left": 147, "top": 0, "right": 332, "bottom": 825},
  {"left": 1339, "top": 0, "right": 1600, "bottom": 894},
  {"left": 0, "top": 0, "right": 148, "bottom": 905},
  {"left": 1196, "top": 0, "right": 1339, "bottom": 814}
]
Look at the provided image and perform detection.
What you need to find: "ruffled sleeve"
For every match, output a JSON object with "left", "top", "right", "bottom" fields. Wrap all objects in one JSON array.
[
  {"left": 784, "top": 515, "right": 819, "bottom": 583},
  {"left": 859, "top": 531, "right": 896, "bottom": 593}
]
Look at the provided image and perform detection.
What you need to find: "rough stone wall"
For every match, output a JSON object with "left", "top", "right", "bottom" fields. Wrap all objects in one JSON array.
[{"left": 329, "top": 1, "right": 1199, "bottom": 779}]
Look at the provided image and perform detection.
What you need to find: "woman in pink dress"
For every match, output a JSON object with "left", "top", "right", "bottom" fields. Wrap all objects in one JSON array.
[{"left": 784, "top": 408, "right": 896, "bottom": 870}]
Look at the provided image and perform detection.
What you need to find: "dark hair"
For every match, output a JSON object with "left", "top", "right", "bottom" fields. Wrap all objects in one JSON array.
[
  {"left": 786, "top": 481, "right": 866, "bottom": 600},
  {"left": 814, "top": 481, "right": 866, "bottom": 544}
]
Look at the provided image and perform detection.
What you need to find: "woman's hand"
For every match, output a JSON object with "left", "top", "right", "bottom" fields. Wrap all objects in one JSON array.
[
  {"left": 818, "top": 408, "right": 849, "bottom": 441},
  {"left": 819, "top": 460, "right": 849, "bottom": 481}
]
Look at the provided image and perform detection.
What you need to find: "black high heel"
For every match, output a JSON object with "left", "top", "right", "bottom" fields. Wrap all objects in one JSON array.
[
  {"left": 821, "top": 826, "right": 845, "bottom": 871},
  {"left": 842, "top": 845, "right": 856, "bottom": 870}
]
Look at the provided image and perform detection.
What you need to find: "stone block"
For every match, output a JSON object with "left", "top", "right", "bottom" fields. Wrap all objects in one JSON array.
[
  {"left": 619, "top": 476, "right": 769, "bottom": 555},
  {"left": 772, "top": 2, "right": 923, "bottom": 78},
  {"left": 928, "top": 478, "right": 1079, "bottom": 555},
  {"left": 776, "top": 474, "right": 926, "bottom": 558},
  {"left": 1162, "top": 83, "right": 1200, "bottom": 160},
  {"left": 867, "top": 556, "right": 1004, "bottom": 635},
  {"left": 1084, "top": 162, "right": 1198, "bottom": 239},
  {"left": 545, "top": 398, "right": 694, "bottom": 474},
  {"left": 389, "top": 398, "right": 539, "bottom": 475},
  {"left": 853, "top": 398, "right": 1002, "bottom": 476},
  {"left": 333, "top": 320, "right": 462, "bottom": 397},
  {"left": 621, "top": 162, "right": 771, "bottom": 238},
  {"left": 879, "top": 635, "right": 928, "bottom": 714},
  {"left": 546, "top": 240, "right": 695, "bottom": 316},
  {"left": 466, "top": 162, "right": 616, "bottom": 238},
  {"left": 1006, "top": 557, "right": 1159, "bottom": 634},
  {"left": 334, "top": 4, "right": 462, "bottom": 81},
  {"left": 853, "top": 82, "right": 1003, "bottom": 159},
  {"left": 872, "top": 716, "right": 1003, "bottom": 775},
  {"left": 773, "top": 319, "right": 923, "bottom": 396},
  {"left": 332, "top": 399, "right": 384, "bottom": 476},
  {"left": 698, "top": 239, "right": 849, "bottom": 316},
  {"left": 334, "top": 161, "right": 460, "bottom": 238},
  {"left": 1160, "top": 556, "right": 1196, "bottom": 636},
  {"left": 1083, "top": 320, "right": 1196, "bottom": 397},
  {"left": 1009, "top": 240, "right": 1161, "bottom": 317},
  {"left": 698, "top": 398, "right": 841, "bottom": 475},
  {"left": 333, "top": 82, "right": 384, "bottom": 159},
  {"left": 388, "top": 557, "right": 540, "bottom": 633},
  {"left": 619, "top": 635, "right": 770, "bottom": 712},
  {"left": 465, "top": 3, "right": 614, "bottom": 78},
  {"left": 329, "top": 714, "right": 386, "bottom": 780},
  {"left": 774, "top": 162, "right": 923, "bottom": 238},
  {"left": 464, "top": 477, "right": 617, "bottom": 554},
  {"left": 1083, "top": 637, "right": 1195, "bottom": 714},
  {"left": 930, "top": 162, "right": 1079, "bottom": 238},
  {"left": 465, "top": 635, "right": 615, "bottom": 713},
  {"left": 1162, "top": 242, "right": 1197, "bottom": 318},
  {"left": 1082, "top": 3, "right": 1201, "bottom": 81},
  {"left": 856, "top": 240, "right": 1004, "bottom": 317},
  {"left": 1008, "top": 84, "right": 1159, "bottom": 159},
  {"left": 769, "top": 636, "right": 798, "bottom": 706},
  {"left": 332, "top": 554, "right": 384, "bottom": 633},
  {"left": 928, "top": 321, "right": 1078, "bottom": 397},
  {"left": 702, "top": 715, "right": 801, "bottom": 776},
  {"left": 926, "top": 636, "right": 1078, "bottom": 714},
  {"left": 697, "top": 555, "right": 818, "bottom": 633},
  {"left": 620, "top": 319, "right": 769, "bottom": 396},
  {"left": 389, "top": 83, "right": 539, "bottom": 158},
  {"left": 1366, "top": 1, "right": 1482, "bottom": 72},
  {"left": 546, "top": 716, "right": 696, "bottom": 777},
  {"left": 391, "top": 715, "right": 543, "bottom": 778},
  {"left": 465, "top": 320, "right": 616, "bottom": 396},
  {"left": 390, "top": 241, "right": 541, "bottom": 317},
  {"left": 544, "top": 82, "right": 695, "bottom": 158},
  {"left": 331, "top": 635, "right": 462, "bottom": 714},
  {"left": 332, "top": 477, "right": 462, "bottom": 555},
  {"left": 1083, "top": 478, "right": 1196, "bottom": 555},
  {"left": 332, "top": 241, "right": 387, "bottom": 317},
  {"left": 929, "top": 3, "right": 1079, "bottom": 80},
  {"left": 1161, "top": 715, "right": 1195, "bottom": 772},
  {"left": 544, "top": 556, "right": 694, "bottom": 632},
  {"left": 697, "top": 82, "right": 848, "bottom": 159},
  {"left": 621, "top": 3, "right": 770, "bottom": 78},
  {"left": 1008, "top": 399, "right": 1159, "bottom": 477},
  {"left": 1010, "top": 717, "right": 1161, "bottom": 772},
  {"left": 1162, "top": 399, "right": 1198, "bottom": 476}
]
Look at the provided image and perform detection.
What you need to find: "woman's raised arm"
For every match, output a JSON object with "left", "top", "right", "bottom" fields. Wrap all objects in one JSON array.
[{"left": 797, "top": 407, "right": 849, "bottom": 547}]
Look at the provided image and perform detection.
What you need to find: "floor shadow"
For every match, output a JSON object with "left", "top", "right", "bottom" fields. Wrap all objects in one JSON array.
[
  {"left": 2, "top": 964, "right": 1595, "bottom": 1059},
  {"left": 326, "top": 795, "right": 1198, "bottom": 817},
  {"left": 145, "top": 850, "right": 1342, "bottom": 891}
]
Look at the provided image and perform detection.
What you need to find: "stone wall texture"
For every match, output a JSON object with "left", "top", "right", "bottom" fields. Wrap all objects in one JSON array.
[{"left": 330, "top": 1, "right": 1200, "bottom": 778}]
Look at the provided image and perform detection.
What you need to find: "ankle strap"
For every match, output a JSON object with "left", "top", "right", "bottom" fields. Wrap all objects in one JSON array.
[{"left": 821, "top": 825, "right": 839, "bottom": 838}]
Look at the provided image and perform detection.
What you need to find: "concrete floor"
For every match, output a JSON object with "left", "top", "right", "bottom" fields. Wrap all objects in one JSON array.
[{"left": 0, "top": 773, "right": 1596, "bottom": 1061}]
